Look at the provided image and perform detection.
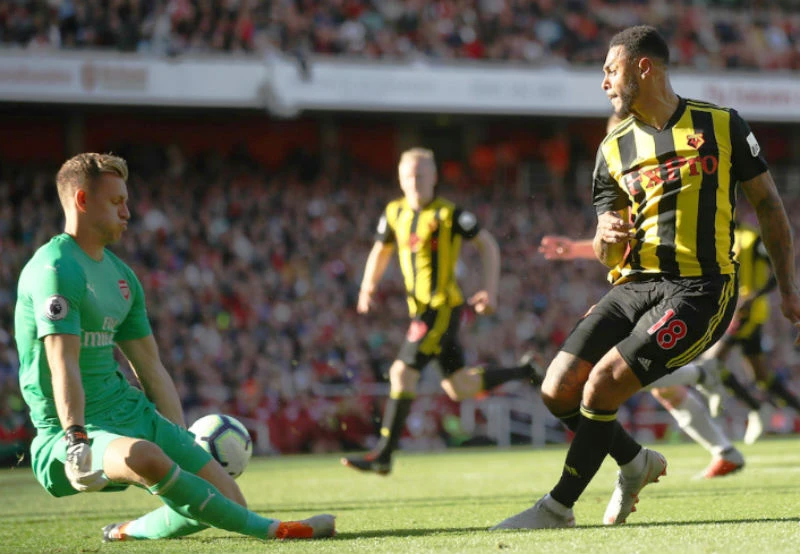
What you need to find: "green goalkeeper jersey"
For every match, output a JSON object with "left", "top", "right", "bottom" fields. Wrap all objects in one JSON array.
[{"left": 15, "top": 234, "right": 152, "bottom": 431}]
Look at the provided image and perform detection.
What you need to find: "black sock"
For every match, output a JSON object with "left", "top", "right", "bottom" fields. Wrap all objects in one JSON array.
[
  {"left": 722, "top": 370, "right": 762, "bottom": 411},
  {"left": 764, "top": 376, "right": 800, "bottom": 411},
  {"left": 550, "top": 404, "right": 618, "bottom": 508},
  {"left": 558, "top": 410, "right": 641, "bottom": 466},
  {"left": 558, "top": 410, "right": 581, "bottom": 432},
  {"left": 480, "top": 363, "right": 538, "bottom": 390},
  {"left": 372, "top": 394, "right": 414, "bottom": 461}
]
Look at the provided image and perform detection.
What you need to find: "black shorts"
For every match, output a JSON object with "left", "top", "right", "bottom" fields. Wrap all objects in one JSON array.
[
  {"left": 560, "top": 274, "right": 738, "bottom": 387},
  {"left": 397, "top": 305, "right": 465, "bottom": 376}
]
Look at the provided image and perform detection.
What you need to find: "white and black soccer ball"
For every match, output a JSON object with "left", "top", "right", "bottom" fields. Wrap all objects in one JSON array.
[{"left": 189, "top": 414, "right": 253, "bottom": 479}]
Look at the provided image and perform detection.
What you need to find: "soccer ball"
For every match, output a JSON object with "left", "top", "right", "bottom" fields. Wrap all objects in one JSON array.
[{"left": 189, "top": 414, "right": 253, "bottom": 479}]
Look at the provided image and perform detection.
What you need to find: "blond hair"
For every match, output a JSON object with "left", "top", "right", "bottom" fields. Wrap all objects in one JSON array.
[
  {"left": 398, "top": 147, "right": 436, "bottom": 168},
  {"left": 56, "top": 153, "right": 128, "bottom": 207}
]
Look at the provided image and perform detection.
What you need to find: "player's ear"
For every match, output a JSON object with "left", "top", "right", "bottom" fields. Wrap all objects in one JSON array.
[
  {"left": 75, "top": 189, "right": 89, "bottom": 213},
  {"left": 638, "top": 57, "right": 652, "bottom": 79}
]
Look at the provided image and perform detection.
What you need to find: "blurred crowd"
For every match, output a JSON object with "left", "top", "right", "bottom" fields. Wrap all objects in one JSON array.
[
  {"left": 1, "top": 141, "right": 799, "bottom": 460},
  {"left": 3, "top": 0, "right": 800, "bottom": 70}
]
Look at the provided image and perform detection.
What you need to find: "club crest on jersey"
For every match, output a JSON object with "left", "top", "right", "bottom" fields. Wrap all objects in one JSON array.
[
  {"left": 407, "top": 233, "right": 421, "bottom": 252},
  {"left": 43, "top": 295, "right": 68, "bottom": 321},
  {"left": 686, "top": 133, "right": 704, "bottom": 149},
  {"left": 118, "top": 279, "right": 130, "bottom": 301},
  {"left": 406, "top": 320, "right": 428, "bottom": 343}
]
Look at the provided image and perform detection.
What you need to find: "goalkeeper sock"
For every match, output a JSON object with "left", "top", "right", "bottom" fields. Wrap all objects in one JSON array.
[
  {"left": 149, "top": 463, "right": 280, "bottom": 539},
  {"left": 122, "top": 506, "right": 208, "bottom": 540}
]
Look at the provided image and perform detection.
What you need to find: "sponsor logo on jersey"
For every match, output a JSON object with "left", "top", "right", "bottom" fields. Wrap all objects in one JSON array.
[
  {"left": 82, "top": 331, "right": 115, "bottom": 348},
  {"left": 622, "top": 154, "right": 719, "bottom": 195},
  {"left": 43, "top": 295, "right": 68, "bottom": 321},
  {"left": 118, "top": 279, "right": 130, "bottom": 301}
]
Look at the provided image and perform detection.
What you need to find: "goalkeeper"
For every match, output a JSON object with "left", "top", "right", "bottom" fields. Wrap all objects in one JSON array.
[{"left": 15, "top": 153, "right": 335, "bottom": 542}]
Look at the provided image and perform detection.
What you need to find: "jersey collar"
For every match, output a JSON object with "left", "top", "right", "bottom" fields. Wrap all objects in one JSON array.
[{"left": 636, "top": 96, "right": 687, "bottom": 135}]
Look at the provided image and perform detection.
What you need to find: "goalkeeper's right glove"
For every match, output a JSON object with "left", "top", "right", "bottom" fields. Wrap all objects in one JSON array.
[{"left": 64, "top": 425, "right": 109, "bottom": 492}]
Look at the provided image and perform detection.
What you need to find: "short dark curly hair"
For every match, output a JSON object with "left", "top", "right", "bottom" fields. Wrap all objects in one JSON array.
[{"left": 609, "top": 25, "right": 670, "bottom": 65}]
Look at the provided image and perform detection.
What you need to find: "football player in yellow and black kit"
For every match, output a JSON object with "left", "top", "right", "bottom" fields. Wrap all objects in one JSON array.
[
  {"left": 493, "top": 25, "right": 800, "bottom": 531},
  {"left": 696, "top": 220, "right": 800, "bottom": 444},
  {"left": 341, "top": 148, "right": 541, "bottom": 475}
]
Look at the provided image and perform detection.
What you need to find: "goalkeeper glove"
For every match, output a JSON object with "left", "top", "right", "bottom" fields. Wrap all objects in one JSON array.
[{"left": 64, "top": 425, "right": 109, "bottom": 492}]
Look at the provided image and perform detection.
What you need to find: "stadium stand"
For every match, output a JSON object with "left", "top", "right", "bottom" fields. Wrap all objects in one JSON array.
[{"left": 2, "top": 1, "right": 800, "bottom": 70}]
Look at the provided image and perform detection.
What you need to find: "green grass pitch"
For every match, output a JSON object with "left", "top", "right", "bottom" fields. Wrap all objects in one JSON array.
[{"left": 1, "top": 439, "right": 799, "bottom": 553}]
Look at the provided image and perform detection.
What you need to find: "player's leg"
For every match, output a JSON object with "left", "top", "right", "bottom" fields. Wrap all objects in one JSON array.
[
  {"left": 564, "top": 350, "right": 664, "bottom": 524},
  {"left": 492, "top": 348, "right": 656, "bottom": 531},
  {"left": 746, "top": 329, "right": 800, "bottom": 412},
  {"left": 440, "top": 308, "right": 543, "bottom": 401},
  {"left": 97, "top": 407, "right": 333, "bottom": 542},
  {"left": 103, "top": 459, "right": 219, "bottom": 541},
  {"left": 717, "top": 323, "right": 764, "bottom": 411},
  {"left": 443, "top": 358, "right": 545, "bottom": 399},
  {"left": 540, "top": 294, "right": 647, "bottom": 469},
  {"left": 649, "top": 385, "right": 743, "bottom": 478},
  {"left": 341, "top": 358, "right": 419, "bottom": 474},
  {"left": 342, "top": 305, "right": 464, "bottom": 473},
  {"left": 495, "top": 275, "right": 737, "bottom": 530},
  {"left": 599, "top": 275, "right": 737, "bottom": 523},
  {"left": 492, "top": 284, "right": 653, "bottom": 530},
  {"left": 100, "top": 436, "right": 333, "bottom": 540},
  {"left": 102, "top": 413, "right": 232, "bottom": 541},
  {"left": 343, "top": 308, "right": 444, "bottom": 474}
]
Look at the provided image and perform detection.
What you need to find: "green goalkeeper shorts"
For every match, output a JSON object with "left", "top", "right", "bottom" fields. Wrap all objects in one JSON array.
[{"left": 31, "top": 394, "right": 212, "bottom": 498}]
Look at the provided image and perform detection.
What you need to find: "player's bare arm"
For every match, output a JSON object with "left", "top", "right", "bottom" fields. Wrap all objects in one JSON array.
[
  {"left": 539, "top": 236, "right": 595, "bottom": 260},
  {"left": 740, "top": 170, "right": 800, "bottom": 341},
  {"left": 117, "top": 335, "right": 185, "bottom": 427},
  {"left": 44, "top": 332, "right": 108, "bottom": 491},
  {"left": 358, "top": 241, "right": 395, "bottom": 314},
  {"left": 44, "top": 334, "right": 85, "bottom": 428},
  {"left": 593, "top": 208, "right": 631, "bottom": 267},
  {"left": 469, "top": 228, "right": 500, "bottom": 315}
]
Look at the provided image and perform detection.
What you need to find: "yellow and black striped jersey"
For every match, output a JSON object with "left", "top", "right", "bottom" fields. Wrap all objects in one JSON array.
[
  {"left": 734, "top": 224, "right": 773, "bottom": 323},
  {"left": 594, "top": 97, "right": 768, "bottom": 284},
  {"left": 376, "top": 196, "right": 480, "bottom": 317}
]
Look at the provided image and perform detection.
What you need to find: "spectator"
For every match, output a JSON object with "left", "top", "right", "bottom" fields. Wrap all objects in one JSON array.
[{"left": 3, "top": 1, "right": 800, "bottom": 70}]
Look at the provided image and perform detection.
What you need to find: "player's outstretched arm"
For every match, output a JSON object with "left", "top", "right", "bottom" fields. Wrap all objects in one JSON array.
[
  {"left": 469, "top": 229, "right": 500, "bottom": 315},
  {"left": 740, "top": 171, "right": 800, "bottom": 343},
  {"left": 118, "top": 335, "right": 185, "bottom": 426},
  {"left": 358, "top": 241, "right": 395, "bottom": 314},
  {"left": 539, "top": 236, "right": 596, "bottom": 261}
]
